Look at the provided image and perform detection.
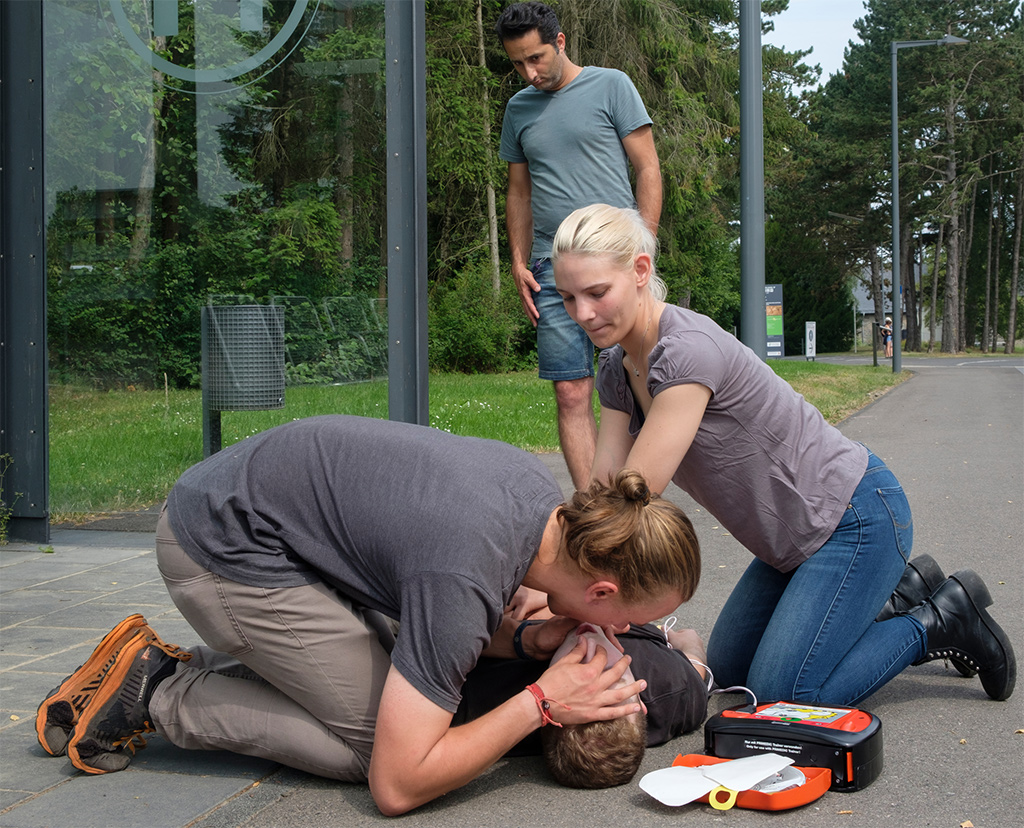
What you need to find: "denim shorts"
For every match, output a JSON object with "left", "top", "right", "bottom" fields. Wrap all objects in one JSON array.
[{"left": 532, "top": 257, "right": 595, "bottom": 381}]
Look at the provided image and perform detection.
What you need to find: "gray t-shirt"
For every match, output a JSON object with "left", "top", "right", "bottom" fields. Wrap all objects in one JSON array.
[
  {"left": 499, "top": 66, "right": 652, "bottom": 259},
  {"left": 596, "top": 306, "right": 868, "bottom": 571},
  {"left": 167, "top": 415, "right": 564, "bottom": 712}
]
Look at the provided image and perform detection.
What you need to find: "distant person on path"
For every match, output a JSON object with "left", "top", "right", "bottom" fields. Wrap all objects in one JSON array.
[
  {"left": 548, "top": 203, "right": 1016, "bottom": 706},
  {"left": 495, "top": 1, "right": 662, "bottom": 488},
  {"left": 35, "top": 415, "right": 701, "bottom": 815},
  {"left": 881, "top": 316, "right": 893, "bottom": 358}
]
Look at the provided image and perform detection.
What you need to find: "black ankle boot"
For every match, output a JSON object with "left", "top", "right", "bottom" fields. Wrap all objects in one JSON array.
[
  {"left": 908, "top": 570, "right": 1016, "bottom": 701},
  {"left": 878, "top": 555, "right": 977, "bottom": 678},
  {"left": 876, "top": 554, "right": 946, "bottom": 621}
]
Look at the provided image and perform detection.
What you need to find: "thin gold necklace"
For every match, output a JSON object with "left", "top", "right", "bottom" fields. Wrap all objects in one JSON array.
[{"left": 630, "top": 307, "right": 653, "bottom": 377}]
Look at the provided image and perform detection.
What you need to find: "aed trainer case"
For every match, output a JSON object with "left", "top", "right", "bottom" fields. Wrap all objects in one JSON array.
[
  {"left": 672, "top": 754, "right": 831, "bottom": 811},
  {"left": 704, "top": 701, "right": 882, "bottom": 791}
]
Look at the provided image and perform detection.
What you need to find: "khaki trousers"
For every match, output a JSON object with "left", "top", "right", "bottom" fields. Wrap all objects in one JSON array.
[{"left": 151, "top": 504, "right": 395, "bottom": 780}]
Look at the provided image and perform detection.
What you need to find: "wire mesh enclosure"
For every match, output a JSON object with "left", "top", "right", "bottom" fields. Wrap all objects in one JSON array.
[{"left": 201, "top": 305, "right": 286, "bottom": 411}]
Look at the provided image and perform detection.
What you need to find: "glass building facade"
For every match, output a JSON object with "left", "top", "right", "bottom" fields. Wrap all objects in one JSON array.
[{"left": 1, "top": 1, "right": 427, "bottom": 541}]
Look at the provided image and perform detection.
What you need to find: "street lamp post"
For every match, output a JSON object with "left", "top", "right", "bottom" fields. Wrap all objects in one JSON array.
[{"left": 889, "top": 35, "right": 968, "bottom": 372}]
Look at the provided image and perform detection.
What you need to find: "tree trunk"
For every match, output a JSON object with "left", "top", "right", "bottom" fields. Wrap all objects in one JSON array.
[
  {"left": 942, "top": 213, "right": 961, "bottom": 353},
  {"left": 940, "top": 93, "right": 963, "bottom": 354},
  {"left": 950, "top": 202, "right": 966, "bottom": 347},
  {"left": 991, "top": 179, "right": 1003, "bottom": 351},
  {"left": 559, "top": 0, "right": 583, "bottom": 64},
  {"left": 946, "top": 215, "right": 963, "bottom": 353},
  {"left": 900, "top": 221, "right": 912, "bottom": 351},
  {"left": 928, "top": 223, "right": 944, "bottom": 352},
  {"left": 128, "top": 36, "right": 166, "bottom": 269},
  {"left": 905, "top": 236, "right": 919, "bottom": 351},
  {"left": 378, "top": 229, "right": 388, "bottom": 300},
  {"left": 1006, "top": 164, "right": 1022, "bottom": 354},
  {"left": 335, "top": 6, "right": 355, "bottom": 271},
  {"left": 476, "top": 0, "right": 501, "bottom": 295},
  {"left": 1003, "top": 166, "right": 1019, "bottom": 350},
  {"left": 960, "top": 180, "right": 978, "bottom": 350},
  {"left": 982, "top": 170, "right": 995, "bottom": 352}
]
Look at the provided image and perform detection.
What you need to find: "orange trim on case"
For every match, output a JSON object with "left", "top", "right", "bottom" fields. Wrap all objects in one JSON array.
[{"left": 672, "top": 754, "right": 831, "bottom": 811}]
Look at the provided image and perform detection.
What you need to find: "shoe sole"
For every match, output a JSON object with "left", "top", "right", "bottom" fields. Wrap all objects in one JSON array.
[
  {"left": 67, "top": 630, "right": 190, "bottom": 774},
  {"left": 948, "top": 570, "right": 1016, "bottom": 701},
  {"left": 34, "top": 614, "right": 147, "bottom": 756}
]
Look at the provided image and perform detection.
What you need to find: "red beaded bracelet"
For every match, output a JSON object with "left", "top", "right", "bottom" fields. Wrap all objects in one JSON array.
[{"left": 526, "top": 683, "right": 571, "bottom": 728}]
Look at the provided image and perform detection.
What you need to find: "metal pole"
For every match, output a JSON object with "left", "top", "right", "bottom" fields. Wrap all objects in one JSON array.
[
  {"left": 0, "top": 0, "right": 49, "bottom": 542},
  {"left": 739, "top": 0, "right": 766, "bottom": 359},
  {"left": 385, "top": 0, "right": 429, "bottom": 425},
  {"left": 890, "top": 42, "right": 902, "bottom": 373},
  {"left": 200, "top": 308, "right": 222, "bottom": 457},
  {"left": 889, "top": 36, "right": 968, "bottom": 372}
]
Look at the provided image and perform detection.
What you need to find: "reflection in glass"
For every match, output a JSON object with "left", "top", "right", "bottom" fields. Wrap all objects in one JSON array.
[{"left": 45, "top": 0, "right": 387, "bottom": 390}]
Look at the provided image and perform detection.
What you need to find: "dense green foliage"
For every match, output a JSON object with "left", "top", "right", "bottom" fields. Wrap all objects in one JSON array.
[
  {"left": 43, "top": 0, "right": 1020, "bottom": 387},
  {"left": 428, "top": 264, "right": 536, "bottom": 373}
]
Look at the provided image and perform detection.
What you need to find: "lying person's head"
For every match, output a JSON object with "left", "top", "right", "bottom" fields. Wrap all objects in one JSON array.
[
  {"left": 530, "top": 470, "right": 699, "bottom": 787},
  {"left": 541, "top": 623, "right": 648, "bottom": 788}
]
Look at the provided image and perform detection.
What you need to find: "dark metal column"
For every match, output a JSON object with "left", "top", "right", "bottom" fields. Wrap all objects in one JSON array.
[
  {"left": 738, "top": 0, "right": 767, "bottom": 359},
  {"left": 384, "top": 0, "right": 428, "bottom": 425},
  {"left": 0, "top": 0, "right": 49, "bottom": 543}
]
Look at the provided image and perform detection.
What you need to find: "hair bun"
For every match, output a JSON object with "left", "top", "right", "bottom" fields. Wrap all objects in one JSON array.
[{"left": 616, "top": 469, "right": 651, "bottom": 506}]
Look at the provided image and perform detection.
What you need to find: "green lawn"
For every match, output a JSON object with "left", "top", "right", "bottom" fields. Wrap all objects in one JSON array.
[{"left": 47, "top": 362, "right": 908, "bottom": 519}]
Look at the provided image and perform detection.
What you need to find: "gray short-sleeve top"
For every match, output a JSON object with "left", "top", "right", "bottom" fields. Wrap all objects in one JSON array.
[
  {"left": 167, "top": 415, "right": 564, "bottom": 712},
  {"left": 597, "top": 306, "right": 867, "bottom": 570}
]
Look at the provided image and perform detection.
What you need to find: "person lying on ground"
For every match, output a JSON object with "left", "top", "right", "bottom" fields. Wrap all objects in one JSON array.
[{"left": 455, "top": 618, "right": 709, "bottom": 788}]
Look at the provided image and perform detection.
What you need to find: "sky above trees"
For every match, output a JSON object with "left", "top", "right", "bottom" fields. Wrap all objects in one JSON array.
[{"left": 762, "top": 0, "right": 866, "bottom": 86}]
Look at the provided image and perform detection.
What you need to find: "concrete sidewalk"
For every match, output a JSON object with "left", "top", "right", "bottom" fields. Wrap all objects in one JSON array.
[{"left": 2, "top": 357, "right": 1021, "bottom": 827}]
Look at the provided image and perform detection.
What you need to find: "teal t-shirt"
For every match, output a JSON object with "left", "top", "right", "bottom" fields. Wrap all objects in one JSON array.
[{"left": 499, "top": 66, "right": 652, "bottom": 258}]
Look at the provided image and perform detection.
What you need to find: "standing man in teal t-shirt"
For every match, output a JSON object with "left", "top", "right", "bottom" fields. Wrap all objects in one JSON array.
[{"left": 495, "top": 1, "right": 662, "bottom": 489}]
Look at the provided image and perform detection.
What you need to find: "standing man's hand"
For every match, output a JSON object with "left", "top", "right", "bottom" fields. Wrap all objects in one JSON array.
[
  {"left": 512, "top": 261, "right": 541, "bottom": 327},
  {"left": 506, "top": 161, "right": 539, "bottom": 326}
]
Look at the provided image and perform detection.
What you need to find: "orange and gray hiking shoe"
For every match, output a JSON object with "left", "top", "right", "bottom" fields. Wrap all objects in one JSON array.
[
  {"left": 35, "top": 614, "right": 148, "bottom": 756},
  {"left": 67, "top": 628, "right": 191, "bottom": 774}
]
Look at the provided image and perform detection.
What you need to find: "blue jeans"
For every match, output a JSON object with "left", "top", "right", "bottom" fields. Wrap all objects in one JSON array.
[
  {"left": 532, "top": 258, "right": 595, "bottom": 381},
  {"left": 706, "top": 450, "right": 926, "bottom": 706}
]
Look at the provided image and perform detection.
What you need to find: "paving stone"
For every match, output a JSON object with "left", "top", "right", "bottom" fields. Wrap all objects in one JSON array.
[{"left": 0, "top": 768, "right": 256, "bottom": 828}]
